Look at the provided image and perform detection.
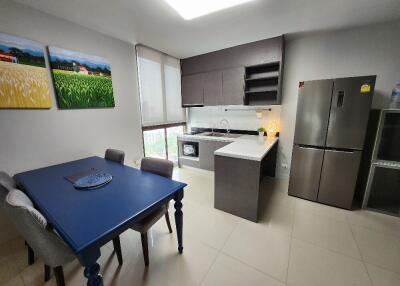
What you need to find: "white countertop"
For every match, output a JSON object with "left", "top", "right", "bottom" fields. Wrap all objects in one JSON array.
[
  {"left": 215, "top": 136, "right": 278, "bottom": 161},
  {"left": 178, "top": 133, "right": 278, "bottom": 161}
]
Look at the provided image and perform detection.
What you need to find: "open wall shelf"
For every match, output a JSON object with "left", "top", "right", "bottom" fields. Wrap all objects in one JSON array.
[{"left": 244, "top": 62, "right": 282, "bottom": 105}]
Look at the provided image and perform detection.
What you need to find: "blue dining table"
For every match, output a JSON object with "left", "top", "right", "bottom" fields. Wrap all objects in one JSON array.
[{"left": 14, "top": 156, "right": 187, "bottom": 286}]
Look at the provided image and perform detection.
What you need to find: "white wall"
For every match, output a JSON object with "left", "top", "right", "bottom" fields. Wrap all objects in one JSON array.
[
  {"left": 0, "top": 2, "right": 143, "bottom": 243},
  {"left": 278, "top": 20, "right": 400, "bottom": 178}
]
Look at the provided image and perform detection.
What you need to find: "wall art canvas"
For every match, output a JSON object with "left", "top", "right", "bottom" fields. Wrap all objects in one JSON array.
[
  {"left": 48, "top": 47, "right": 114, "bottom": 109},
  {"left": 0, "top": 32, "right": 51, "bottom": 108}
]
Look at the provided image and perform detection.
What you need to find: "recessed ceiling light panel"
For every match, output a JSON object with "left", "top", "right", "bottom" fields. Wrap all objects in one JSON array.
[{"left": 164, "top": 0, "right": 256, "bottom": 20}]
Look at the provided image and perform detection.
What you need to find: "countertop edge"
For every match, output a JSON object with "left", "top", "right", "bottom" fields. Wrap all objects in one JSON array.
[
  {"left": 214, "top": 137, "right": 278, "bottom": 161},
  {"left": 177, "top": 134, "right": 236, "bottom": 143}
]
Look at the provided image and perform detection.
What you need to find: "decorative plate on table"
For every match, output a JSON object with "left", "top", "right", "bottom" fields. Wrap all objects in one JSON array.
[{"left": 73, "top": 172, "right": 113, "bottom": 190}]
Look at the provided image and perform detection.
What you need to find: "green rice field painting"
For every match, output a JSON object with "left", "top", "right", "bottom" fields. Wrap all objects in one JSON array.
[{"left": 48, "top": 47, "right": 114, "bottom": 109}]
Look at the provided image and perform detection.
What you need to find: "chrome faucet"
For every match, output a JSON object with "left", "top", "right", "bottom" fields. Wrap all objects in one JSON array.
[{"left": 219, "top": 118, "right": 230, "bottom": 135}]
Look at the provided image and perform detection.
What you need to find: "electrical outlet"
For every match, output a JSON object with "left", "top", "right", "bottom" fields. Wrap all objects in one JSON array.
[
  {"left": 281, "top": 163, "right": 288, "bottom": 169},
  {"left": 133, "top": 159, "right": 141, "bottom": 168}
]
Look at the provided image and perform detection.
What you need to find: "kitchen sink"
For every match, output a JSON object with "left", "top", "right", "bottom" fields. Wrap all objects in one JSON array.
[{"left": 199, "top": 132, "right": 242, "bottom": 138}]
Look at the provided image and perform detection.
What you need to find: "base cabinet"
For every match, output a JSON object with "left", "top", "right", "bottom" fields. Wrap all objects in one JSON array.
[
  {"left": 178, "top": 139, "right": 230, "bottom": 171},
  {"left": 215, "top": 155, "right": 261, "bottom": 222},
  {"left": 199, "top": 141, "right": 216, "bottom": 170},
  {"left": 214, "top": 142, "right": 278, "bottom": 222}
]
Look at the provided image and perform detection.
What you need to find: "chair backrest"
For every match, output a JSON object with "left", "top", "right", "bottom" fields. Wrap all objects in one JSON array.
[
  {"left": 4, "top": 189, "right": 75, "bottom": 267},
  {"left": 105, "top": 149, "right": 125, "bottom": 164},
  {"left": 0, "top": 171, "right": 16, "bottom": 208},
  {"left": 141, "top": 157, "right": 174, "bottom": 179}
]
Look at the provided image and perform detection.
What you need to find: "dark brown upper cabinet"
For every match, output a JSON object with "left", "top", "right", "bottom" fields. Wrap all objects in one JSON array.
[
  {"left": 203, "top": 71, "right": 223, "bottom": 106},
  {"left": 181, "top": 35, "right": 284, "bottom": 107},
  {"left": 222, "top": 67, "right": 245, "bottom": 105},
  {"left": 181, "top": 73, "right": 204, "bottom": 106}
]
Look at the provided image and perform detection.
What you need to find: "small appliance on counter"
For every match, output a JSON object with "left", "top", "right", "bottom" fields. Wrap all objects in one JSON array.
[
  {"left": 362, "top": 109, "right": 400, "bottom": 217},
  {"left": 182, "top": 142, "right": 199, "bottom": 157}
]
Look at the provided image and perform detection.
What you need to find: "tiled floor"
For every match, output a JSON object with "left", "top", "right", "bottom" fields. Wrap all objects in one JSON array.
[{"left": 1, "top": 166, "right": 400, "bottom": 286}]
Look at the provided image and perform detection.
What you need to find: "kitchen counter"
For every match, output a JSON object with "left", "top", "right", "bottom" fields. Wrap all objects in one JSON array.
[
  {"left": 213, "top": 134, "right": 279, "bottom": 222},
  {"left": 178, "top": 133, "right": 278, "bottom": 161},
  {"left": 178, "top": 131, "right": 279, "bottom": 222}
]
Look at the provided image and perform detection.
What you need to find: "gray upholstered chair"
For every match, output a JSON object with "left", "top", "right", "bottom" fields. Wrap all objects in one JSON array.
[
  {"left": 4, "top": 189, "right": 75, "bottom": 286},
  {"left": 0, "top": 171, "right": 16, "bottom": 200},
  {"left": 105, "top": 148, "right": 125, "bottom": 164},
  {"left": 104, "top": 148, "right": 125, "bottom": 264},
  {"left": 131, "top": 157, "right": 174, "bottom": 266},
  {"left": 0, "top": 171, "right": 35, "bottom": 265}
]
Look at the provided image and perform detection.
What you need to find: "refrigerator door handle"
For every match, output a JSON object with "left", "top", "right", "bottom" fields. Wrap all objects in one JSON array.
[
  {"left": 298, "top": 145, "right": 324, "bottom": 150},
  {"left": 326, "top": 149, "right": 355, "bottom": 154},
  {"left": 337, "top": 90, "right": 345, "bottom": 108}
]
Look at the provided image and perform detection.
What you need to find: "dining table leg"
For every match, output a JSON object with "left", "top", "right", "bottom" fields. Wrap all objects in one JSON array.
[
  {"left": 78, "top": 247, "right": 103, "bottom": 286},
  {"left": 174, "top": 189, "right": 184, "bottom": 254}
]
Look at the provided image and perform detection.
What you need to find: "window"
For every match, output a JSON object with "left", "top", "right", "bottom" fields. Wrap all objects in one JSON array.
[
  {"left": 143, "top": 129, "right": 166, "bottom": 159},
  {"left": 142, "top": 125, "right": 184, "bottom": 161},
  {"left": 167, "top": 126, "right": 184, "bottom": 161},
  {"left": 136, "top": 45, "right": 186, "bottom": 162}
]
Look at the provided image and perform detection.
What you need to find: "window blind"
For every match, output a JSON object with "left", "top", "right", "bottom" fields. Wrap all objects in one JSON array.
[{"left": 136, "top": 45, "right": 185, "bottom": 127}]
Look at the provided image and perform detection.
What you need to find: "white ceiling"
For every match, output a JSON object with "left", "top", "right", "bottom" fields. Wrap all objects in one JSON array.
[{"left": 14, "top": 0, "right": 400, "bottom": 58}]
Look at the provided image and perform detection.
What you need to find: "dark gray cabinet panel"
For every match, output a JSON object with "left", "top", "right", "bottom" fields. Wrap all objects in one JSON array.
[
  {"left": 222, "top": 67, "right": 245, "bottom": 105},
  {"left": 199, "top": 140, "right": 231, "bottom": 171},
  {"left": 181, "top": 74, "right": 204, "bottom": 106},
  {"left": 318, "top": 150, "right": 362, "bottom": 209},
  {"left": 203, "top": 71, "right": 223, "bottom": 106},
  {"left": 199, "top": 140, "right": 216, "bottom": 171},
  {"left": 294, "top": 80, "right": 334, "bottom": 146},
  {"left": 215, "top": 155, "right": 261, "bottom": 222},
  {"left": 182, "top": 36, "right": 284, "bottom": 75},
  {"left": 288, "top": 145, "right": 324, "bottom": 201},
  {"left": 181, "top": 36, "right": 284, "bottom": 106},
  {"left": 326, "top": 76, "right": 375, "bottom": 150}
]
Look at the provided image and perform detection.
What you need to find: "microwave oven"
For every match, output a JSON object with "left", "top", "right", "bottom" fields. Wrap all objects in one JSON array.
[{"left": 183, "top": 142, "right": 198, "bottom": 157}]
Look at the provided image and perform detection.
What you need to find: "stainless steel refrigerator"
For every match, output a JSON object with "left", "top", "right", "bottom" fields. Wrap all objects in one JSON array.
[{"left": 288, "top": 76, "right": 376, "bottom": 209}]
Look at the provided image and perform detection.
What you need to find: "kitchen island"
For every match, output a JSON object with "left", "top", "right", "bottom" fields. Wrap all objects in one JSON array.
[{"left": 214, "top": 136, "right": 278, "bottom": 222}]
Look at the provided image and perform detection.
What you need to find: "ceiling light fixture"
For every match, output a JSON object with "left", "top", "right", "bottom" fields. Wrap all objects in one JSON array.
[{"left": 164, "top": 0, "right": 256, "bottom": 20}]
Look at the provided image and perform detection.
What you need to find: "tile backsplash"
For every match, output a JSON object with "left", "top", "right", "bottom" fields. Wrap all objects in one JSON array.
[{"left": 187, "top": 105, "right": 281, "bottom": 133}]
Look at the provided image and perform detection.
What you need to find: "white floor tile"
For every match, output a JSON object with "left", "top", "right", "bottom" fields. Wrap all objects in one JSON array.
[
  {"left": 347, "top": 210, "right": 400, "bottom": 238},
  {"left": 366, "top": 263, "right": 400, "bottom": 286},
  {"left": 352, "top": 225, "right": 400, "bottom": 274},
  {"left": 295, "top": 198, "right": 349, "bottom": 222},
  {"left": 201, "top": 253, "right": 285, "bottom": 286},
  {"left": 222, "top": 220, "right": 291, "bottom": 282},
  {"left": 287, "top": 239, "right": 371, "bottom": 286},
  {"left": 293, "top": 212, "right": 361, "bottom": 259},
  {"left": 260, "top": 203, "right": 295, "bottom": 236}
]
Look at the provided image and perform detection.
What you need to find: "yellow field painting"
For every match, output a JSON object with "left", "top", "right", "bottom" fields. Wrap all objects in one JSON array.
[{"left": 0, "top": 61, "right": 51, "bottom": 108}]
